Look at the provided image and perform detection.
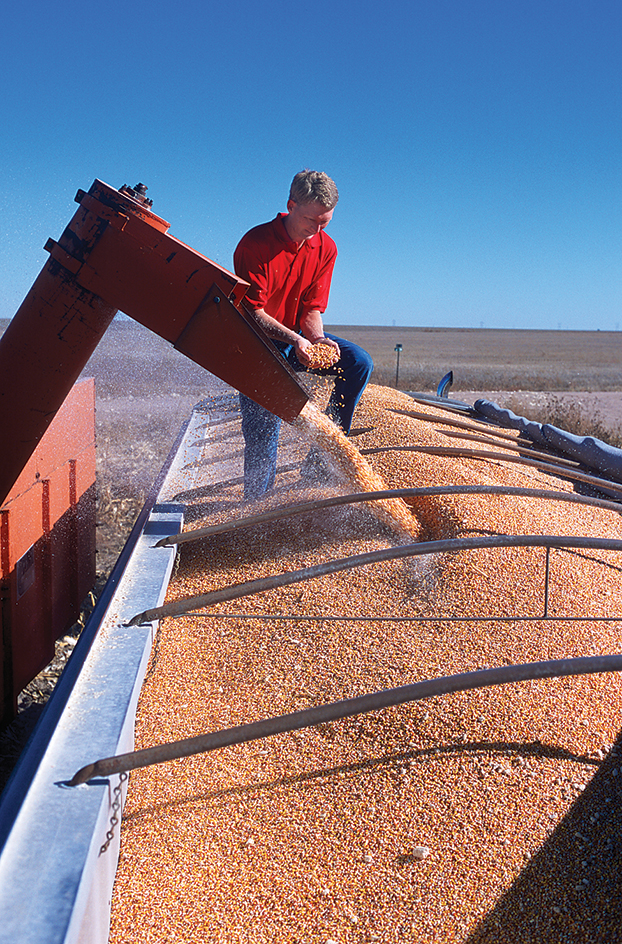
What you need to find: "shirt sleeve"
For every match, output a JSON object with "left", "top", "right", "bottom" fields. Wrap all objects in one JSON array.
[
  {"left": 300, "top": 240, "right": 337, "bottom": 314},
  {"left": 233, "top": 239, "right": 269, "bottom": 310}
]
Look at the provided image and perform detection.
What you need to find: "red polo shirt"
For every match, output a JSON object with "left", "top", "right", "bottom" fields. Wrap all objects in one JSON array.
[{"left": 233, "top": 213, "right": 337, "bottom": 331}]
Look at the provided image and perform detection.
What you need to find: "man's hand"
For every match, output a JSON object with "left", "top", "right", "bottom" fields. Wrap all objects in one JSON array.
[
  {"left": 299, "top": 310, "right": 340, "bottom": 365},
  {"left": 308, "top": 338, "right": 341, "bottom": 369},
  {"left": 246, "top": 306, "right": 341, "bottom": 367},
  {"left": 295, "top": 335, "right": 341, "bottom": 367},
  {"left": 293, "top": 335, "right": 315, "bottom": 366}
]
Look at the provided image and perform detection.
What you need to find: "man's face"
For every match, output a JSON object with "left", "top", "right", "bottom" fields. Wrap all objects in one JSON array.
[{"left": 285, "top": 199, "right": 334, "bottom": 244}]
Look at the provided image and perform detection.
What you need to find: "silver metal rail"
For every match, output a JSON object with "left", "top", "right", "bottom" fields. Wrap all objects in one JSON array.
[
  {"left": 129, "top": 534, "right": 622, "bottom": 625},
  {"left": 360, "top": 444, "right": 622, "bottom": 496},
  {"left": 0, "top": 403, "right": 218, "bottom": 944},
  {"left": 153, "top": 485, "right": 622, "bottom": 548},
  {"left": 68, "top": 654, "right": 622, "bottom": 786}
]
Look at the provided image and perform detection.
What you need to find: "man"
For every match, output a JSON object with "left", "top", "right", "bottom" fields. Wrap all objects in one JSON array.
[{"left": 233, "top": 170, "right": 373, "bottom": 500}]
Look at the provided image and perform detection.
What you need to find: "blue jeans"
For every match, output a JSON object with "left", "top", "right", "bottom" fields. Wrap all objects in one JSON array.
[{"left": 239, "top": 333, "right": 373, "bottom": 499}]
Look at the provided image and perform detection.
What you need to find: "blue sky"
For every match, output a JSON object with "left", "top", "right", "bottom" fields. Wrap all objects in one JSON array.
[{"left": 1, "top": 0, "right": 620, "bottom": 329}]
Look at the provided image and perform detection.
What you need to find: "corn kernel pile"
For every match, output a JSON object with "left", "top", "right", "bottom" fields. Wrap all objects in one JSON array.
[
  {"left": 110, "top": 385, "right": 622, "bottom": 943},
  {"left": 293, "top": 401, "right": 421, "bottom": 542},
  {"left": 305, "top": 342, "right": 341, "bottom": 370}
]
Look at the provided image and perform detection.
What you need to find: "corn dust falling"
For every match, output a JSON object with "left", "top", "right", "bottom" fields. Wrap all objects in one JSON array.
[{"left": 292, "top": 401, "right": 420, "bottom": 541}]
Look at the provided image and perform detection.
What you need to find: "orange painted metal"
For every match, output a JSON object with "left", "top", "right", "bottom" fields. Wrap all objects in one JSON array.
[
  {"left": 0, "top": 262, "right": 116, "bottom": 509},
  {"left": 0, "top": 178, "right": 309, "bottom": 507},
  {"left": 1, "top": 379, "right": 96, "bottom": 723}
]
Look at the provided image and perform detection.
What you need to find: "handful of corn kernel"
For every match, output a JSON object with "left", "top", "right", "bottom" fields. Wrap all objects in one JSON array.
[{"left": 306, "top": 341, "right": 340, "bottom": 369}]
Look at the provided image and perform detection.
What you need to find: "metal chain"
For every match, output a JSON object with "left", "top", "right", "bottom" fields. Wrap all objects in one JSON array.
[
  {"left": 143, "top": 622, "right": 162, "bottom": 682},
  {"left": 99, "top": 772, "right": 128, "bottom": 856}
]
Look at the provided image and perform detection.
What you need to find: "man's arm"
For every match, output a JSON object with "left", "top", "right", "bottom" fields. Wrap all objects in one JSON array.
[
  {"left": 299, "top": 309, "right": 340, "bottom": 359},
  {"left": 246, "top": 307, "right": 339, "bottom": 366}
]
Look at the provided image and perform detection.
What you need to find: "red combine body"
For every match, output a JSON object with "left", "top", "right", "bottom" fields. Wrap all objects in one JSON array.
[
  {"left": 0, "top": 179, "right": 310, "bottom": 726},
  {"left": 1, "top": 379, "right": 96, "bottom": 722}
]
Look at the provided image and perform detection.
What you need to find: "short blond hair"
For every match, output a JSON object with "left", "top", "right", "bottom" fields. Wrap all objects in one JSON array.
[{"left": 289, "top": 170, "right": 339, "bottom": 209}]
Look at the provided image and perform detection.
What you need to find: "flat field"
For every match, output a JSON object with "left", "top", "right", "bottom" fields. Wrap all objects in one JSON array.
[{"left": 327, "top": 324, "right": 622, "bottom": 392}]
